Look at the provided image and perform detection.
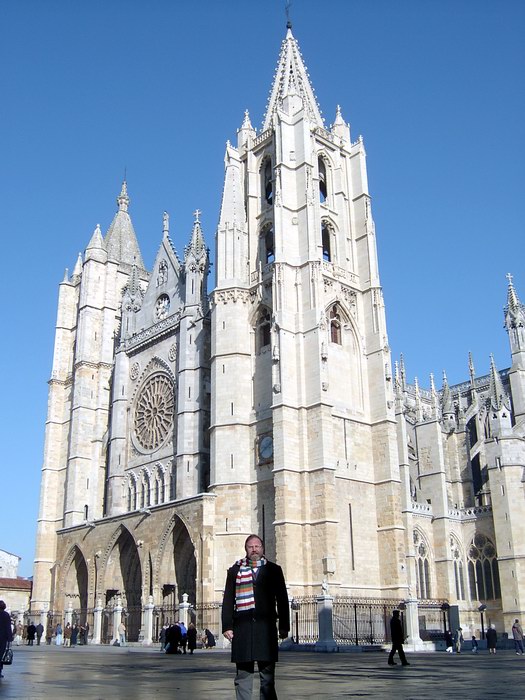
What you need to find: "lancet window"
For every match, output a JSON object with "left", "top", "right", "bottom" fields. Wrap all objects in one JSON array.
[
  {"left": 263, "top": 158, "right": 273, "bottom": 206},
  {"left": 261, "top": 224, "right": 275, "bottom": 264},
  {"left": 318, "top": 156, "right": 328, "bottom": 203},
  {"left": 322, "top": 221, "right": 332, "bottom": 262},
  {"left": 451, "top": 538, "right": 466, "bottom": 600},
  {"left": 467, "top": 533, "right": 501, "bottom": 600},
  {"left": 413, "top": 530, "right": 432, "bottom": 599},
  {"left": 257, "top": 308, "right": 272, "bottom": 351}
]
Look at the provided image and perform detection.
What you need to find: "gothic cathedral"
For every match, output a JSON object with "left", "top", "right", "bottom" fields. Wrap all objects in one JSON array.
[{"left": 32, "top": 27, "right": 525, "bottom": 642}]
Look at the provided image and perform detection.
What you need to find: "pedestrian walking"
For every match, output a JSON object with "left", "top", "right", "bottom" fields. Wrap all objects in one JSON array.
[
  {"left": 14, "top": 622, "right": 23, "bottom": 647},
  {"left": 178, "top": 621, "right": 187, "bottom": 653},
  {"left": 187, "top": 623, "right": 197, "bottom": 654},
  {"left": 512, "top": 619, "right": 524, "bottom": 655},
  {"left": 63, "top": 623, "right": 71, "bottom": 647},
  {"left": 388, "top": 610, "right": 409, "bottom": 666},
  {"left": 454, "top": 627, "right": 463, "bottom": 654},
  {"left": 486, "top": 624, "right": 497, "bottom": 654},
  {"left": 471, "top": 636, "right": 478, "bottom": 654},
  {"left": 222, "top": 534, "right": 290, "bottom": 699},
  {"left": 35, "top": 622, "right": 44, "bottom": 645},
  {"left": 55, "top": 623, "right": 63, "bottom": 646},
  {"left": 0, "top": 601, "right": 13, "bottom": 679}
]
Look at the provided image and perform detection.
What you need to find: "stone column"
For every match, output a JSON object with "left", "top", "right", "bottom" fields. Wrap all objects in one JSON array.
[
  {"left": 92, "top": 599, "right": 103, "bottom": 645},
  {"left": 314, "top": 595, "right": 337, "bottom": 652},
  {"left": 403, "top": 599, "right": 424, "bottom": 650},
  {"left": 179, "top": 593, "right": 191, "bottom": 628},
  {"left": 142, "top": 596, "right": 154, "bottom": 646},
  {"left": 113, "top": 598, "right": 123, "bottom": 645}
]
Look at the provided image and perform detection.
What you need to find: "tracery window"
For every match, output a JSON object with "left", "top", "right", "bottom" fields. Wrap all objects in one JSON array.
[
  {"left": 134, "top": 374, "right": 175, "bottom": 452},
  {"left": 413, "top": 530, "right": 432, "bottom": 599},
  {"left": 467, "top": 533, "right": 501, "bottom": 600},
  {"left": 451, "top": 539, "right": 466, "bottom": 600}
]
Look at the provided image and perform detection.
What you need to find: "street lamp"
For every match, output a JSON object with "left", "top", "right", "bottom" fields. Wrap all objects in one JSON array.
[
  {"left": 441, "top": 602, "right": 450, "bottom": 634},
  {"left": 291, "top": 599, "right": 300, "bottom": 644},
  {"left": 478, "top": 604, "right": 487, "bottom": 640}
]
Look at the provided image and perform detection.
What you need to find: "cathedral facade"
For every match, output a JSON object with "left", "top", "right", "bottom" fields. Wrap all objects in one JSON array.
[{"left": 31, "top": 27, "right": 525, "bottom": 642}]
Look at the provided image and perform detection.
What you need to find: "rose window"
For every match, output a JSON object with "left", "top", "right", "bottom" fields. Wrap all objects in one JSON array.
[{"left": 134, "top": 374, "right": 174, "bottom": 451}]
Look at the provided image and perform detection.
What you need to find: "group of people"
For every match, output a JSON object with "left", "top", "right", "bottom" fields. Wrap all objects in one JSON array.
[
  {"left": 160, "top": 620, "right": 199, "bottom": 654},
  {"left": 52, "top": 622, "right": 90, "bottom": 646}
]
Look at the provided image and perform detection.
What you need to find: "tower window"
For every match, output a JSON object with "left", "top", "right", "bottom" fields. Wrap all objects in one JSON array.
[
  {"left": 262, "top": 225, "right": 275, "bottom": 264},
  {"left": 322, "top": 222, "right": 332, "bottom": 262},
  {"left": 263, "top": 158, "right": 273, "bottom": 205},
  {"left": 257, "top": 308, "right": 271, "bottom": 350},
  {"left": 319, "top": 156, "right": 327, "bottom": 202},
  {"left": 330, "top": 306, "right": 342, "bottom": 345}
]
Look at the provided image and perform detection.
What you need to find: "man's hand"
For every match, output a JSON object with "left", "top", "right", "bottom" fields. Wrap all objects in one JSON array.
[
  {"left": 279, "top": 630, "right": 288, "bottom": 640},
  {"left": 223, "top": 629, "right": 234, "bottom": 641}
]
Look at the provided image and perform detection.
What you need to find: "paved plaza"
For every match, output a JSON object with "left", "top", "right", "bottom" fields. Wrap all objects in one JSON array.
[{"left": 1, "top": 646, "right": 525, "bottom": 699}]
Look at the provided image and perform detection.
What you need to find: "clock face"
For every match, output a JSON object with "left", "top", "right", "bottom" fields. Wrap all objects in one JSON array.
[
  {"left": 155, "top": 294, "right": 170, "bottom": 321},
  {"left": 259, "top": 435, "right": 273, "bottom": 460}
]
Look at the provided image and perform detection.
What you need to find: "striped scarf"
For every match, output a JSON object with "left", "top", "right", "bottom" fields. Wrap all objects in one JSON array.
[{"left": 235, "top": 557, "right": 266, "bottom": 611}]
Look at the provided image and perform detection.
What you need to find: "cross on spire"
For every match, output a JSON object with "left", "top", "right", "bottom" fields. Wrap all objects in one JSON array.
[
  {"left": 193, "top": 209, "right": 201, "bottom": 223},
  {"left": 506, "top": 272, "right": 513, "bottom": 285}
]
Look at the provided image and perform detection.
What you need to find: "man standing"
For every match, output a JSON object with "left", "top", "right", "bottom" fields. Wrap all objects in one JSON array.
[
  {"left": 35, "top": 622, "right": 44, "bottom": 646},
  {"left": 222, "top": 534, "right": 289, "bottom": 700},
  {"left": 512, "top": 619, "right": 524, "bottom": 655},
  {"left": 387, "top": 609, "right": 409, "bottom": 666}
]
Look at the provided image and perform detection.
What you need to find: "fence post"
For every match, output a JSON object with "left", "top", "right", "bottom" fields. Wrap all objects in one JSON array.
[
  {"left": 92, "top": 599, "right": 103, "bottom": 645},
  {"left": 179, "top": 593, "right": 191, "bottom": 627},
  {"left": 404, "top": 598, "right": 423, "bottom": 648},
  {"left": 314, "top": 595, "right": 337, "bottom": 652},
  {"left": 142, "top": 595, "right": 154, "bottom": 646},
  {"left": 112, "top": 598, "right": 122, "bottom": 645},
  {"left": 354, "top": 604, "right": 359, "bottom": 646}
]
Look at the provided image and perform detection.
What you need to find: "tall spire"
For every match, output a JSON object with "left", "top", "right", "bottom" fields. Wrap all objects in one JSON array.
[
  {"left": 185, "top": 209, "right": 207, "bottom": 261},
  {"left": 262, "top": 27, "right": 323, "bottom": 131},
  {"left": 489, "top": 354, "right": 511, "bottom": 411},
  {"left": 505, "top": 272, "right": 525, "bottom": 329},
  {"left": 105, "top": 181, "right": 145, "bottom": 269}
]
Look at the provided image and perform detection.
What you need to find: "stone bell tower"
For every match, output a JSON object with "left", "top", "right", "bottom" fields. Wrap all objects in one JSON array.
[{"left": 210, "top": 25, "right": 406, "bottom": 596}]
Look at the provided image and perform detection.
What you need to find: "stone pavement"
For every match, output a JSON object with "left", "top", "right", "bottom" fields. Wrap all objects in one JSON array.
[{"left": 2, "top": 645, "right": 525, "bottom": 699}]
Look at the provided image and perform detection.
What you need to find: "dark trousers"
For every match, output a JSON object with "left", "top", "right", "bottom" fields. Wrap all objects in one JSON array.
[
  {"left": 235, "top": 661, "right": 277, "bottom": 700},
  {"left": 388, "top": 641, "right": 408, "bottom": 665}
]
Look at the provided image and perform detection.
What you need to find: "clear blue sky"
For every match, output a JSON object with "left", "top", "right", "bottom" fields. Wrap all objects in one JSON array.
[{"left": 1, "top": 0, "right": 523, "bottom": 577}]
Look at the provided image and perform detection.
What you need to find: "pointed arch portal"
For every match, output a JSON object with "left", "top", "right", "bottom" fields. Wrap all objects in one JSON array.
[
  {"left": 64, "top": 547, "right": 88, "bottom": 621},
  {"left": 158, "top": 516, "right": 197, "bottom": 606},
  {"left": 104, "top": 528, "right": 143, "bottom": 642}
]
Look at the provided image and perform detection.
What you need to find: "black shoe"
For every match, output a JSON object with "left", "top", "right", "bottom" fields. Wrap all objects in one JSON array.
[{"left": 402, "top": 662, "right": 410, "bottom": 666}]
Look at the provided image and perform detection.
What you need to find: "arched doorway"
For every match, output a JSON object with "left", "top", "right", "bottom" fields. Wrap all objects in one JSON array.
[
  {"left": 156, "top": 516, "right": 196, "bottom": 635},
  {"left": 63, "top": 547, "right": 88, "bottom": 624},
  {"left": 104, "top": 528, "right": 143, "bottom": 642}
]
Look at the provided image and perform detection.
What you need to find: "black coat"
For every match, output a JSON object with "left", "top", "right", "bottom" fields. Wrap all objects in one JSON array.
[
  {"left": 390, "top": 615, "right": 404, "bottom": 644},
  {"left": 486, "top": 627, "right": 497, "bottom": 648},
  {"left": 222, "top": 560, "right": 290, "bottom": 663}
]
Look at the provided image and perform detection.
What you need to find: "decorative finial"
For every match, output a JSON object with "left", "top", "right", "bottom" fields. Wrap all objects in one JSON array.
[
  {"left": 117, "top": 180, "right": 129, "bottom": 212},
  {"left": 285, "top": 0, "right": 292, "bottom": 29},
  {"left": 193, "top": 209, "right": 201, "bottom": 224},
  {"left": 506, "top": 272, "right": 513, "bottom": 285},
  {"left": 163, "top": 211, "right": 169, "bottom": 235}
]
